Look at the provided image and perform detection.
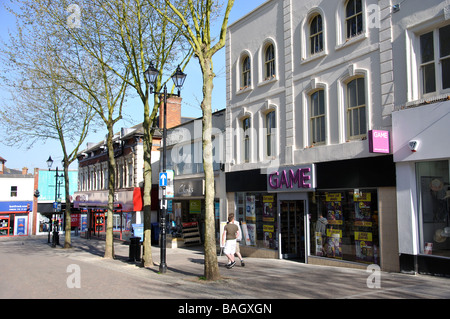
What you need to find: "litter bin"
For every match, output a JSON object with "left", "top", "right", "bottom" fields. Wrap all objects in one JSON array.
[
  {"left": 151, "top": 223, "right": 160, "bottom": 245},
  {"left": 129, "top": 237, "right": 141, "bottom": 262}
]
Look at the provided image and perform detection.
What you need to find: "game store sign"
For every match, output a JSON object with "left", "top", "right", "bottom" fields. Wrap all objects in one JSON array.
[{"left": 267, "top": 164, "right": 315, "bottom": 192}]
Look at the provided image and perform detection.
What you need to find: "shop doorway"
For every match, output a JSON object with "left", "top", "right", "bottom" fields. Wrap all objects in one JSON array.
[{"left": 280, "top": 200, "right": 305, "bottom": 261}]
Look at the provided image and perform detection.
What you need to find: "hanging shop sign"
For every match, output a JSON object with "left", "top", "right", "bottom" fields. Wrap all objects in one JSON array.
[
  {"left": 267, "top": 165, "right": 315, "bottom": 192},
  {"left": 368, "top": 130, "right": 390, "bottom": 154}
]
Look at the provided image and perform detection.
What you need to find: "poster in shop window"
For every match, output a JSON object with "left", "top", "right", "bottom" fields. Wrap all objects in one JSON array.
[
  {"left": 325, "top": 229, "right": 342, "bottom": 259},
  {"left": 263, "top": 195, "right": 275, "bottom": 222},
  {"left": 245, "top": 196, "right": 256, "bottom": 222},
  {"left": 355, "top": 231, "right": 373, "bottom": 263},
  {"left": 245, "top": 223, "right": 256, "bottom": 246},
  {"left": 325, "top": 193, "right": 343, "bottom": 225},
  {"left": 354, "top": 192, "right": 372, "bottom": 227},
  {"left": 263, "top": 224, "right": 275, "bottom": 248}
]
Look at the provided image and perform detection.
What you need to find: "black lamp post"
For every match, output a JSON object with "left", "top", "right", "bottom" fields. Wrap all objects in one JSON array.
[
  {"left": 46, "top": 156, "right": 64, "bottom": 248},
  {"left": 144, "top": 62, "right": 186, "bottom": 274}
]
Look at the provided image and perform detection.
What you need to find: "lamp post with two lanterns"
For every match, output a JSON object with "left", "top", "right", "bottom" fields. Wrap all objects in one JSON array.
[
  {"left": 46, "top": 156, "right": 64, "bottom": 247},
  {"left": 144, "top": 62, "right": 187, "bottom": 274}
]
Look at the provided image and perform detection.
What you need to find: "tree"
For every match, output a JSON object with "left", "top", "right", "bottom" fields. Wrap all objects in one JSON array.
[
  {"left": 0, "top": 2, "right": 97, "bottom": 249},
  {"left": 2, "top": 0, "right": 191, "bottom": 259},
  {"left": 151, "top": 0, "right": 235, "bottom": 281},
  {"left": 100, "top": 0, "right": 192, "bottom": 267}
]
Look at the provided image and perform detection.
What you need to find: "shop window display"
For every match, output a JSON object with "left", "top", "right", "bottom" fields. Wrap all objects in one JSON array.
[
  {"left": 309, "top": 189, "right": 380, "bottom": 265},
  {"left": 235, "top": 193, "right": 278, "bottom": 250},
  {"left": 416, "top": 161, "right": 450, "bottom": 257}
]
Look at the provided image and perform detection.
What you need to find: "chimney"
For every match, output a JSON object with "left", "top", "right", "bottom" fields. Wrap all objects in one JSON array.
[
  {"left": 0, "top": 156, "right": 5, "bottom": 174},
  {"left": 159, "top": 95, "right": 182, "bottom": 129},
  {"left": 22, "top": 167, "right": 28, "bottom": 175}
]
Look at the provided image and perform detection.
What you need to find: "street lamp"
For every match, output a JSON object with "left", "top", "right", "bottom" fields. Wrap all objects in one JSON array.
[
  {"left": 144, "top": 62, "right": 186, "bottom": 274},
  {"left": 46, "top": 156, "right": 64, "bottom": 248}
]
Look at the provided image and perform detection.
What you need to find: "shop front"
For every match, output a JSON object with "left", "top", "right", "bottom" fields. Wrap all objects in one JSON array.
[
  {"left": 393, "top": 100, "right": 450, "bottom": 276},
  {"left": 227, "top": 156, "right": 398, "bottom": 271},
  {"left": 227, "top": 166, "right": 315, "bottom": 260},
  {"left": 169, "top": 177, "right": 222, "bottom": 245},
  {"left": 0, "top": 202, "right": 32, "bottom": 237},
  {"left": 310, "top": 156, "right": 398, "bottom": 270},
  {"left": 74, "top": 187, "right": 156, "bottom": 241}
]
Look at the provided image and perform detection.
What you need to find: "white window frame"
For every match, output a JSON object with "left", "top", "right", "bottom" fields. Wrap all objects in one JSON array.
[
  {"left": 258, "top": 38, "right": 279, "bottom": 86},
  {"left": 237, "top": 50, "right": 253, "bottom": 94},
  {"left": 309, "top": 89, "right": 327, "bottom": 146},
  {"left": 346, "top": 77, "right": 367, "bottom": 139},
  {"left": 335, "top": 0, "right": 368, "bottom": 50},
  {"left": 405, "top": 13, "right": 450, "bottom": 104},
  {"left": 242, "top": 117, "right": 251, "bottom": 163},
  {"left": 338, "top": 66, "right": 371, "bottom": 142},
  {"left": 418, "top": 25, "right": 450, "bottom": 98},
  {"left": 301, "top": 7, "right": 328, "bottom": 64}
]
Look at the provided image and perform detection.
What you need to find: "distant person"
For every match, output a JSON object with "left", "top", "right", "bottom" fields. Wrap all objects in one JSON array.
[
  {"left": 230, "top": 213, "right": 245, "bottom": 266},
  {"left": 222, "top": 214, "right": 239, "bottom": 269}
]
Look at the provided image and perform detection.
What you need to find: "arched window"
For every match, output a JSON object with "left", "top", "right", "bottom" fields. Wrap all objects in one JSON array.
[
  {"left": 265, "top": 44, "right": 275, "bottom": 80},
  {"left": 266, "top": 111, "right": 276, "bottom": 157},
  {"left": 310, "top": 89, "right": 326, "bottom": 144},
  {"left": 242, "top": 56, "right": 251, "bottom": 88},
  {"left": 346, "top": 0, "right": 363, "bottom": 39},
  {"left": 346, "top": 77, "right": 366, "bottom": 137},
  {"left": 310, "top": 14, "right": 323, "bottom": 55},
  {"left": 242, "top": 117, "right": 251, "bottom": 163}
]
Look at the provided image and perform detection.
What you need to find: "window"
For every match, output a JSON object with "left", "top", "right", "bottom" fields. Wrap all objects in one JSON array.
[
  {"left": 416, "top": 161, "right": 450, "bottom": 258},
  {"left": 235, "top": 192, "right": 278, "bottom": 250},
  {"left": 346, "top": 0, "right": 363, "bottom": 39},
  {"left": 310, "top": 15, "right": 324, "bottom": 55},
  {"left": 242, "top": 117, "right": 251, "bottom": 163},
  {"left": 310, "top": 90, "right": 326, "bottom": 144},
  {"left": 266, "top": 111, "right": 276, "bottom": 157},
  {"left": 309, "top": 189, "right": 380, "bottom": 265},
  {"left": 347, "top": 77, "right": 366, "bottom": 137},
  {"left": 10, "top": 186, "right": 17, "bottom": 197},
  {"left": 242, "top": 56, "right": 251, "bottom": 88},
  {"left": 264, "top": 44, "right": 275, "bottom": 80},
  {"left": 419, "top": 24, "right": 450, "bottom": 95}
]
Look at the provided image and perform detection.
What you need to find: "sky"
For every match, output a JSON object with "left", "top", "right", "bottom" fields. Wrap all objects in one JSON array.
[{"left": 0, "top": 0, "right": 267, "bottom": 171}]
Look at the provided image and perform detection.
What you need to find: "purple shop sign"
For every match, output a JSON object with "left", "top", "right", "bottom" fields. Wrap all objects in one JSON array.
[
  {"left": 267, "top": 165, "right": 315, "bottom": 192},
  {"left": 368, "top": 130, "right": 390, "bottom": 154}
]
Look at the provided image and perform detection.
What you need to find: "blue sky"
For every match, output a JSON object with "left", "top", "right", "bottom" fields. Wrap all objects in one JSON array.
[{"left": 0, "top": 0, "right": 267, "bottom": 170}]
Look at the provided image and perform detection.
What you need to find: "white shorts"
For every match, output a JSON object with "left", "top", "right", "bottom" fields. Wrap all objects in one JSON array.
[{"left": 223, "top": 239, "right": 237, "bottom": 255}]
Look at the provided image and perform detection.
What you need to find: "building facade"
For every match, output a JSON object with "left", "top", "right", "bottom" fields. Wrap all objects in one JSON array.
[
  {"left": 0, "top": 159, "right": 34, "bottom": 237},
  {"left": 165, "top": 109, "right": 227, "bottom": 243},
  {"left": 225, "top": 0, "right": 399, "bottom": 271},
  {"left": 391, "top": 0, "right": 450, "bottom": 276},
  {"left": 34, "top": 168, "right": 78, "bottom": 236},
  {"left": 73, "top": 122, "right": 156, "bottom": 241}
]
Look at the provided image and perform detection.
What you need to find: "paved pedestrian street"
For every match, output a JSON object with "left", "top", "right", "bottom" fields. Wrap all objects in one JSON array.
[{"left": 0, "top": 236, "right": 449, "bottom": 313}]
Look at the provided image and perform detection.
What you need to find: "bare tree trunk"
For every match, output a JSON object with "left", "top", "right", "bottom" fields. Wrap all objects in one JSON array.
[
  {"left": 104, "top": 125, "right": 116, "bottom": 259},
  {"left": 141, "top": 96, "right": 156, "bottom": 266},
  {"left": 63, "top": 160, "right": 72, "bottom": 248},
  {"left": 201, "top": 64, "right": 220, "bottom": 281}
]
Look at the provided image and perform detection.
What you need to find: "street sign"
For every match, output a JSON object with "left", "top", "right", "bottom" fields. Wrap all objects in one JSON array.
[
  {"left": 159, "top": 170, "right": 174, "bottom": 199},
  {"left": 159, "top": 172, "right": 168, "bottom": 187},
  {"left": 53, "top": 202, "right": 61, "bottom": 212}
]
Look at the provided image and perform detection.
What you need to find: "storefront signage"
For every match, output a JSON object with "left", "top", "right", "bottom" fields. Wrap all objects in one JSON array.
[
  {"left": 369, "top": 130, "right": 390, "bottom": 154},
  {"left": 174, "top": 179, "right": 204, "bottom": 197},
  {"left": 267, "top": 165, "right": 315, "bottom": 192},
  {"left": 189, "top": 200, "right": 201, "bottom": 214},
  {"left": 0, "top": 202, "right": 32, "bottom": 212}
]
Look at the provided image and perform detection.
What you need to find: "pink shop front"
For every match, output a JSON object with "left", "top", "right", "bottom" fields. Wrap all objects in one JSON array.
[{"left": 226, "top": 156, "right": 398, "bottom": 271}]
